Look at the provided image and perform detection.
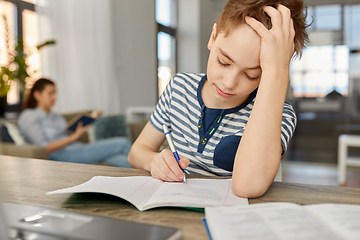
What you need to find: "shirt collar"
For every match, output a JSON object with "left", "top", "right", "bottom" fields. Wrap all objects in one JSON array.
[{"left": 35, "top": 107, "right": 53, "bottom": 117}]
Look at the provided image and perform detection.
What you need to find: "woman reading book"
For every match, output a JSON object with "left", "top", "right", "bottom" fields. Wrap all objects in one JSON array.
[{"left": 18, "top": 78, "right": 132, "bottom": 167}]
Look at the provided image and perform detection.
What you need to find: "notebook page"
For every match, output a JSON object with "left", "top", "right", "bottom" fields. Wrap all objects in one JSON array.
[
  {"left": 205, "top": 203, "right": 344, "bottom": 240},
  {"left": 47, "top": 176, "right": 163, "bottom": 211},
  {"left": 305, "top": 204, "right": 360, "bottom": 240},
  {"left": 143, "top": 178, "right": 248, "bottom": 210}
]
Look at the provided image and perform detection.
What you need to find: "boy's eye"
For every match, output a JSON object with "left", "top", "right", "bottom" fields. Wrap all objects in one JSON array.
[
  {"left": 245, "top": 73, "right": 260, "bottom": 81},
  {"left": 217, "top": 58, "right": 230, "bottom": 67}
]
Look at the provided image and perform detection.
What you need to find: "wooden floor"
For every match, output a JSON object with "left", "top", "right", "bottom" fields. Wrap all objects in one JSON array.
[{"left": 282, "top": 160, "right": 360, "bottom": 188}]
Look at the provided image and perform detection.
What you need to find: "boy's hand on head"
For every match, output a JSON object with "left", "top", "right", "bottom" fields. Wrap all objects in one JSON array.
[
  {"left": 245, "top": 4, "right": 295, "bottom": 74},
  {"left": 150, "top": 149, "right": 189, "bottom": 182}
]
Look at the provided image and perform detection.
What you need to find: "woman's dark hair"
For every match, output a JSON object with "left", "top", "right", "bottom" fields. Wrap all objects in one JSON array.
[{"left": 23, "top": 78, "right": 55, "bottom": 110}]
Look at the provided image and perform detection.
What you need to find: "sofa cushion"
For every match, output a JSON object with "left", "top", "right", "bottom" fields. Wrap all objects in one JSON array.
[
  {"left": 0, "top": 125, "right": 14, "bottom": 143},
  {"left": 3, "top": 122, "right": 27, "bottom": 145},
  {"left": 93, "top": 115, "right": 130, "bottom": 141}
]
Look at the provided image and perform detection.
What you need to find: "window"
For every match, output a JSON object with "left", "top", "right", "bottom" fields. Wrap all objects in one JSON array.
[
  {"left": 0, "top": 1, "right": 15, "bottom": 67},
  {"left": 290, "top": 45, "right": 349, "bottom": 97},
  {"left": 0, "top": 0, "right": 37, "bottom": 108},
  {"left": 289, "top": 4, "right": 356, "bottom": 98},
  {"left": 23, "top": 9, "right": 41, "bottom": 81},
  {"left": 156, "top": 0, "right": 177, "bottom": 97},
  {"left": 314, "top": 5, "right": 342, "bottom": 30},
  {"left": 345, "top": 5, "right": 360, "bottom": 50}
]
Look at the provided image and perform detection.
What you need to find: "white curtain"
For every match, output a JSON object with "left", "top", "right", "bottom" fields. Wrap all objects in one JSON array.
[{"left": 35, "top": 0, "right": 121, "bottom": 115}]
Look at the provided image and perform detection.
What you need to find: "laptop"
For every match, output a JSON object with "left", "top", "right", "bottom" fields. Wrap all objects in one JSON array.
[{"left": 0, "top": 188, "right": 182, "bottom": 240}]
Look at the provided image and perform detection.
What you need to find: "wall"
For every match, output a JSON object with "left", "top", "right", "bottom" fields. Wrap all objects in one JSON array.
[
  {"left": 177, "top": 0, "right": 201, "bottom": 73},
  {"left": 177, "top": 0, "right": 223, "bottom": 74},
  {"left": 111, "top": 0, "right": 223, "bottom": 113},
  {"left": 199, "top": 0, "right": 221, "bottom": 73},
  {"left": 111, "top": 0, "right": 157, "bottom": 114}
]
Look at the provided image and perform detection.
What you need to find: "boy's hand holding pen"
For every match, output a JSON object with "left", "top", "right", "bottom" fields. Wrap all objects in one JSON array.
[{"left": 161, "top": 125, "right": 187, "bottom": 183}]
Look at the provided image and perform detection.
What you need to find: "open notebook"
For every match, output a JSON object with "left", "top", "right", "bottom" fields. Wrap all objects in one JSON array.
[
  {"left": 205, "top": 202, "right": 360, "bottom": 240},
  {"left": 46, "top": 176, "right": 249, "bottom": 211}
]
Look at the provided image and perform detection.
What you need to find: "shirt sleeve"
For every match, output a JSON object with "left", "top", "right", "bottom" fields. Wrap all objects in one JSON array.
[
  {"left": 18, "top": 110, "right": 50, "bottom": 147},
  {"left": 149, "top": 74, "right": 174, "bottom": 132},
  {"left": 280, "top": 101, "right": 297, "bottom": 156}
]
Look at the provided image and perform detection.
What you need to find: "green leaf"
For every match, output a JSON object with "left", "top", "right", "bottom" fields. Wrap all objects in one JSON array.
[
  {"left": 36, "top": 40, "right": 56, "bottom": 50},
  {"left": 0, "top": 84, "right": 10, "bottom": 97}
]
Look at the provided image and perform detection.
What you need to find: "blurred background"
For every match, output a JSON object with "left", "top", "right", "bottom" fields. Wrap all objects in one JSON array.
[{"left": 1, "top": 0, "right": 360, "bottom": 186}]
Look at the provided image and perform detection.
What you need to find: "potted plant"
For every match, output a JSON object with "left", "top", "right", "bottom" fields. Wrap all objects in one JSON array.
[{"left": 0, "top": 14, "right": 55, "bottom": 116}]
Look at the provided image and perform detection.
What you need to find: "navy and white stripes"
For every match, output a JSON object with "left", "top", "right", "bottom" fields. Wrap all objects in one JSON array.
[{"left": 150, "top": 72, "right": 297, "bottom": 176}]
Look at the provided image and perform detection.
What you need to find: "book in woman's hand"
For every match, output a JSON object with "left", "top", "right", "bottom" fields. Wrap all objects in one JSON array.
[{"left": 66, "top": 110, "right": 102, "bottom": 131}]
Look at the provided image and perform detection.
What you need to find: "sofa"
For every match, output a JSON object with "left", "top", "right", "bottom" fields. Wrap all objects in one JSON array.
[{"left": 0, "top": 110, "right": 149, "bottom": 160}]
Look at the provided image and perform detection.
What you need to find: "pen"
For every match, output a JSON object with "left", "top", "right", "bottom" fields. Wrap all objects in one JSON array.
[{"left": 162, "top": 124, "right": 187, "bottom": 183}]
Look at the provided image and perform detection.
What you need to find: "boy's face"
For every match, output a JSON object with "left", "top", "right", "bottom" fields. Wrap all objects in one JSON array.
[{"left": 204, "top": 23, "right": 262, "bottom": 109}]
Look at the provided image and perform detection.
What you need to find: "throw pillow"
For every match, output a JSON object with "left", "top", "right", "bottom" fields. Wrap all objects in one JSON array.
[
  {"left": 0, "top": 125, "right": 14, "bottom": 143},
  {"left": 4, "top": 122, "right": 27, "bottom": 146},
  {"left": 93, "top": 115, "right": 130, "bottom": 141}
]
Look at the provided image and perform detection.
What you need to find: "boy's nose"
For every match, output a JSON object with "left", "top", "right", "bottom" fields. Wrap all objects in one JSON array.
[{"left": 222, "top": 73, "right": 237, "bottom": 90}]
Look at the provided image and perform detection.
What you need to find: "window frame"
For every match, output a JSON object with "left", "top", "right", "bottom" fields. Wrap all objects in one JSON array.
[
  {"left": 4, "top": 0, "right": 35, "bottom": 40},
  {"left": 156, "top": 0, "right": 178, "bottom": 98},
  {"left": 1, "top": 0, "right": 35, "bottom": 112},
  {"left": 290, "top": 4, "right": 353, "bottom": 98}
]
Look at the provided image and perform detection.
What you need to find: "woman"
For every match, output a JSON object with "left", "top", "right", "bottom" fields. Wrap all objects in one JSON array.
[{"left": 18, "top": 78, "right": 132, "bottom": 167}]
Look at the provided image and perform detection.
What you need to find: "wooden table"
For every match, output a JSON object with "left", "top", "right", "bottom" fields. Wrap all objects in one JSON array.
[{"left": 1, "top": 155, "right": 360, "bottom": 240}]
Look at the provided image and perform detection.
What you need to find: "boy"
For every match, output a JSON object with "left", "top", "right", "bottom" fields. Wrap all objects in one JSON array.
[{"left": 128, "top": 0, "right": 309, "bottom": 198}]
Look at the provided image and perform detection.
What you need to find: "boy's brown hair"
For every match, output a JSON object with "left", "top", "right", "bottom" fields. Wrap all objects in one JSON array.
[{"left": 216, "top": 0, "right": 309, "bottom": 57}]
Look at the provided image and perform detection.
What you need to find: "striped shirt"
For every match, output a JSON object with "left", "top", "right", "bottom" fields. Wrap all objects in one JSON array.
[{"left": 150, "top": 72, "right": 297, "bottom": 176}]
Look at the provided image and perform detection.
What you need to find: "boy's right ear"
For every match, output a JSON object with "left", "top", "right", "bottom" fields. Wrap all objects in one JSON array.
[{"left": 207, "top": 23, "right": 217, "bottom": 51}]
